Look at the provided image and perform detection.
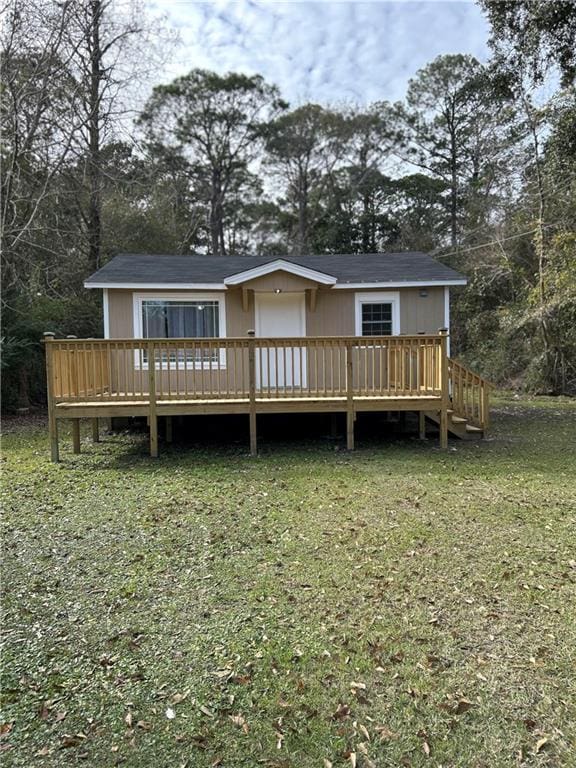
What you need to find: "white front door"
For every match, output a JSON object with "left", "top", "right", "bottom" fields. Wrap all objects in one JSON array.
[{"left": 255, "top": 293, "right": 306, "bottom": 389}]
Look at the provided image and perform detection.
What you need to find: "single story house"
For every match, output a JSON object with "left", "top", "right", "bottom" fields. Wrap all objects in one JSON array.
[
  {"left": 84, "top": 251, "right": 466, "bottom": 350},
  {"left": 43, "top": 252, "right": 490, "bottom": 461}
]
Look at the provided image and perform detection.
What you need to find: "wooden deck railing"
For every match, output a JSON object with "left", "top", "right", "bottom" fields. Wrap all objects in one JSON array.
[
  {"left": 45, "top": 334, "right": 447, "bottom": 403},
  {"left": 44, "top": 331, "right": 492, "bottom": 461},
  {"left": 448, "top": 358, "right": 491, "bottom": 429}
]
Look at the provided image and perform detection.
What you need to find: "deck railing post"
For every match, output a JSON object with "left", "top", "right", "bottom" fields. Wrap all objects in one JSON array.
[
  {"left": 44, "top": 332, "right": 59, "bottom": 462},
  {"left": 247, "top": 330, "right": 257, "bottom": 456},
  {"left": 482, "top": 382, "right": 490, "bottom": 433},
  {"left": 438, "top": 328, "right": 449, "bottom": 449},
  {"left": 148, "top": 340, "right": 158, "bottom": 458},
  {"left": 346, "top": 341, "right": 354, "bottom": 450}
]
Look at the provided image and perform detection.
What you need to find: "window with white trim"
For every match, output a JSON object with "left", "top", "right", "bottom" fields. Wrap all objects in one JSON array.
[
  {"left": 142, "top": 299, "right": 219, "bottom": 339},
  {"left": 355, "top": 291, "right": 400, "bottom": 336},
  {"left": 133, "top": 293, "right": 226, "bottom": 368}
]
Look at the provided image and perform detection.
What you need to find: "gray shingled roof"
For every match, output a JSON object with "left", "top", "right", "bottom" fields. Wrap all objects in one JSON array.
[{"left": 85, "top": 252, "right": 467, "bottom": 286}]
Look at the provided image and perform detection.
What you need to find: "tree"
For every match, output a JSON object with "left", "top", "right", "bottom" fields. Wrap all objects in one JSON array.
[
  {"left": 1, "top": 0, "right": 80, "bottom": 288},
  {"left": 396, "top": 54, "right": 514, "bottom": 250},
  {"left": 479, "top": 0, "right": 576, "bottom": 87},
  {"left": 264, "top": 104, "right": 348, "bottom": 254},
  {"left": 139, "top": 69, "right": 285, "bottom": 256}
]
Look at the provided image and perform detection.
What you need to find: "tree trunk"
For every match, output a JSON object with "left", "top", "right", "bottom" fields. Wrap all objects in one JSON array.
[
  {"left": 296, "top": 171, "right": 308, "bottom": 255},
  {"left": 210, "top": 168, "right": 225, "bottom": 255},
  {"left": 88, "top": 0, "right": 102, "bottom": 272},
  {"left": 449, "top": 125, "right": 458, "bottom": 249}
]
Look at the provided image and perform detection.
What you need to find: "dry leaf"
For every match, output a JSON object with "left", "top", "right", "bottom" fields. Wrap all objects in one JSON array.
[
  {"left": 349, "top": 752, "right": 357, "bottom": 767},
  {"left": 55, "top": 711, "right": 67, "bottom": 723},
  {"left": 165, "top": 708, "right": 176, "bottom": 720},
  {"left": 136, "top": 720, "right": 152, "bottom": 731},
  {"left": 535, "top": 737, "right": 549, "bottom": 753},
  {"left": 199, "top": 705, "right": 214, "bottom": 718},
  {"left": 455, "top": 698, "right": 474, "bottom": 715},
  {"left": 423, "top": 741, "right": 431, "bottom": 757},
  {"left": 0, "top": 723, "right": 13, "bottom": 738},
  {"left": 323, "top": 760, "right": 333, "bottom": 768},
  {"left": 332, "top": 703, "right": 351, "bottom": 721},
  {"left": 125, "top": 712, "right": 133, "bottom": 728},
  {"left": 359, "top": 724, "right": 370, "bottom": 741}
]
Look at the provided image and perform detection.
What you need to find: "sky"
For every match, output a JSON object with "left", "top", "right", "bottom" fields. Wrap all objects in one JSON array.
[{"left": 148, "top": 0, "right": 491, "bottom": 106}]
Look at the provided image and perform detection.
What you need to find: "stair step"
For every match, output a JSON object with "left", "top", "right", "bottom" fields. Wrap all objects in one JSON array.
[
  {"left": 466, "top": 424, "right": 483, "bottom": 433},
  {"left": 451, "top": 416, "right": 467, "bottom": 424}
]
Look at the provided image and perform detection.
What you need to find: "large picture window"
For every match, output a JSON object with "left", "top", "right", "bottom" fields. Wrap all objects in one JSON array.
[
  {"left": 142, "top": 300, "right": 219, "bottom": 339},
  {"left": 133, "top": 293, "right": 226, "bottom": 368},
  {"left": 354, "top": 291, "right": 400, "bottom": 336}
]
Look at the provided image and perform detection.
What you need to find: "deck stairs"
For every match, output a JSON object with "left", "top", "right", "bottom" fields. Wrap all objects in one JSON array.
[
  {"left": 424, "top": 358, "right": 491, "bottom": 440},
  {"left": 424, "top": 407, "right": 484, "bottom": 440}
]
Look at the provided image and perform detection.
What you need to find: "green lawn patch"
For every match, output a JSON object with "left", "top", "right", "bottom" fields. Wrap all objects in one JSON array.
[{"left": 1, "top": 397, "right": 575, "bottom": 767}]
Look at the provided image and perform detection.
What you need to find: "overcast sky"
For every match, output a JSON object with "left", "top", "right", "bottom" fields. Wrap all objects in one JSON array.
[{"left": 148, "top": 0, "right": 491, "bottom": 105}]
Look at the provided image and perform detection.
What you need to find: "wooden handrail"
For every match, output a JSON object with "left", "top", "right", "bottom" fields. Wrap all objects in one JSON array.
[
  {"left": 45, "top": 334, "right": 448, "bottom": 404},
  {"left": 448, "top": 358, "right": 491, "bottom": 430}
]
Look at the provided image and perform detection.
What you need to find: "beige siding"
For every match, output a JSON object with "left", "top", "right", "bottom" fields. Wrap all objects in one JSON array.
[
  {"left": 399, "top": 287, "right": 445, "bottom": 334},
  {"left": 242, "top": 271, "right": 317, "bottom": 293},
  {"left": 307, "top": 290, "right": 354, "bottom": 335},
  {"left": 106, "top": 285, "right": 447, "bottom": 339}
]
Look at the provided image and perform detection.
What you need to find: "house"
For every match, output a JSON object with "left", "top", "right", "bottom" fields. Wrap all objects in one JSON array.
[{"left": 43, "top": 252, "right": 490, "bottom": 461}]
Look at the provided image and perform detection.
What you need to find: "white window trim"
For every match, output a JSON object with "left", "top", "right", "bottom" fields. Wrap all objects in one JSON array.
[
  {"left": 132, "top": 291, "right": 227, "bottom": 370},
  {"left": 354, "top": 291, "right": 400, "bottom": 337}
]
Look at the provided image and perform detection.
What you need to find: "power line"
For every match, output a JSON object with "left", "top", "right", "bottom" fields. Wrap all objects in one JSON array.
[{"left": 434, "top": 221, "right": 565, "bottom": 260}]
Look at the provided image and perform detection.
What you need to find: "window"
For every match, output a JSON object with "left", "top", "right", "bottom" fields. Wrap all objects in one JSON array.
[
  {"left": 361, "top": 302, "right": 393, "bottom": 335},
  {"left": 142, "top": 300, "right": 219, "bottom": 339},
  {"left": 133, "top": 293, "right": 226, "bottom": 368},
  {"left": 355, "top": 291, "right": 400, "bottom": 336}
]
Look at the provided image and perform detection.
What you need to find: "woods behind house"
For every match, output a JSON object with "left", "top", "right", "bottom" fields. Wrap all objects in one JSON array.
[{"left": 2, "top": 0, "right": 575, "bottom": 410}]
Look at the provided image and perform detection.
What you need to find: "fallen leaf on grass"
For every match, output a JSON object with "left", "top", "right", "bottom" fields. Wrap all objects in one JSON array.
[
  {"left": 0, "top": 723, "right": 13, "bottom": 738},
  {"left": 165, "top": 708, "right": 176, "bottom": 720},
  {"left": 375, "top": 725, "right": 397, "bottom": 741},
  {"left": 229, "top": 714, "right": 249, "bottom": 733},
  {"left": 535, "top": 737, "right": 549, "bottom": 753},
  {"left": 332, "top": 703, "right": 351, "bottom": 721},
  {"left": 136, "top": 720, "right": 152, "bottom": 731},
  {"left": 455, "top": 698, "right": 474, "bottom": 715}
]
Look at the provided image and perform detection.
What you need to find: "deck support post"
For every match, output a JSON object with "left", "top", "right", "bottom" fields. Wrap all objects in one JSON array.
[
  {"left": 148, "top": 341, "right": 158, "bottom": 458},
  {"left": 439, "top": 328, "right": 449, "bottom": 450},
  {"left": 72, "top": 419, "right": 81, "bottom": 454},
  {"left": 165, "top": 416, "right": 173, "bottom": 443},
  {"left": 92, "top": 418, "right": 100, "bottom": 442},
  {"left": 346, "top": 342, "right": 355, "bottom": 450},
  {"left": 247, "top": 330, "right": 257, "bottom": 456},
  {"left": 418, "top": 411, "right": 426, "bottom": 440},
  {"left": 482, "top": 383, "right": 490, "bottom": 435},
  {"left": 44, "top": 332, "right": 60, "bottom": 462}
]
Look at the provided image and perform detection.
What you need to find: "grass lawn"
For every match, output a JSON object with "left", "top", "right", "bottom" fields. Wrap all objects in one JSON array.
[{"left": 1, "top": 398, "right": 575, "bottom": 767}]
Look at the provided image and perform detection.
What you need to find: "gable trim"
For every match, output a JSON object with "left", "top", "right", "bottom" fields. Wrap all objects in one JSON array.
[{"left": 223, "top": 259, "right": 337, "bottom": 286}]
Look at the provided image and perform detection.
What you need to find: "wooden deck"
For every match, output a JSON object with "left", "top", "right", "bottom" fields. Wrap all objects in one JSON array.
[{"left": 44, "top": 331, "right": 490, "bottom": 460}]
